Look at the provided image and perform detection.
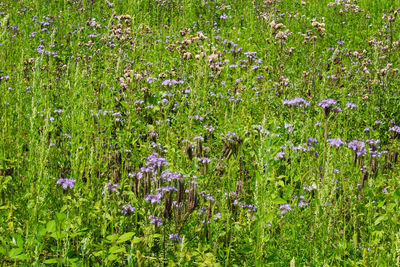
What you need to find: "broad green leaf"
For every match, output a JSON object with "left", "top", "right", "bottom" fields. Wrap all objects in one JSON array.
[
  {"left": 8, "top": 247, "right": 23, "bottom": 258},
  {"left": 117, "top": 232, "right": 135, "bottom": 244},
  {"left": 44, "top": 258, "right": 61, "bottom": 264},
  {"left": 272, "top": 197, "right": 286, "bottom": 205},
  {"left": 56, "top": 212, "right": 67, "bottom": 222},
  {"left": 109, "top": 246, "right": 125, "bottom": 254},
  {"left": 46, "top": 220, "right": 56, "bottom": 233}
]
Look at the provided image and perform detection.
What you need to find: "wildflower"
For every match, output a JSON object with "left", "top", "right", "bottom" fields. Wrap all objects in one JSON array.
[
  {"left": 198, "top": 157, "right": 211, "bottom": 164},
  {"left": 346, "top": 102, "right": 357, "bottom": 109},
  {"left": 145, "top": 192, "right": 163, "bottom": 204},
  {"left": 169, "top": 233, "right": 182, "bottom": 242},
  {"left": 283, "top": 97, "right": 310, "bottom": 107},
  {"left": 348, "top": 139, "right": 367, "bottom": 156},
  {"left": 121, "top": 205, "right": 135, "bottom": 214},
  {"left": 389, "top": 125, "right": 400, "bottom": 134},
  {"left": 279, "top": 204, "right": 292, "bottom": 215},
  {"left": 104, "top": 182, "right": 118, "bottom": 192},
  {"left": 319, "top": 98, "right": 337, "bottom": 109},
  {"left": 307, "top": 138, "right": 318, "bottom": 146},
  {"left": 146, "top": 152, "right": 168, "bottom": 168},
  {"left": 327, "top": 138, "right": 346, "bottom": 147},
  {"left": 56, "top": 178, "right": 76, "bottom": 189},
  {"left": 149, "top": 215, "right": 162, "bottom": 226},
  {"left": 284, "top": 123, "right": 293, "bottom": 133}
]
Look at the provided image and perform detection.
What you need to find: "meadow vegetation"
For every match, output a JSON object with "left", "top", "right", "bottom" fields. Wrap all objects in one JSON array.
[{"left": 1, "top": 0, "right": 400, "bottom": 265}]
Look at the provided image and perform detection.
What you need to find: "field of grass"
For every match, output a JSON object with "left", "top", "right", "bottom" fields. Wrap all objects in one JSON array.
[{"left": 1, "top": 0, "right": 400, "bottom": 265}]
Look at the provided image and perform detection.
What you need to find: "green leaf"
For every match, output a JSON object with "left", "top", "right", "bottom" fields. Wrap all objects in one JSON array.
[
  {"left": 375, "top": 215, "right": 387, "bottom": 225},
  {"left": 272, "top": 197, "right": 286, "bottom": 205},
  {"left": 44, "top": 258, "right": 61, "bottom": 264},
  {"left": 131, "top": 237, "right": 143, "bottom": 244},
  {"left": 107, "top": 253, "right": 118, "bottom": 261},
  {"left": 109, "top": 246, "right": 125, "bottom": 254},
  {"left": 50, "top": 231, "right": 66, "bottom": 240},
  {"left": 56, "top": 212, "right": 67, "bottom": 222},
  {"left": 117, "top": 232, "right": 135, "bottom": 244},
  {"left": 8, "top": 247, "right": 23, "bottom": 258},
  {"left": 106, "top": 234, "right": 119, "bottom": 242},
  {"left": 46, "top": 220, "right": 56, "bottom": 233}
]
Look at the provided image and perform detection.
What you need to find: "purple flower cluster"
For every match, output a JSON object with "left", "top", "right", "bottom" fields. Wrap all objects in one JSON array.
[
  {"left": 105, "top": 182, "right": 119, "bottom": 192},
  {"left": 389, "top": 125, "right": 400, "bottom": 134},
  {"left": 318, "top": 98, "right": 337, "bottom": 109},
  {"left": 169, "top": 233, "right": 182, "bottom": 242},
  {"left": 56, "top": 178, "right": 76, "bottom": 189},
  {"left": 149, "top": 215, "right": 162, "bottom": 226},
  {"left": 274, "top": 151, "right": 285, "bottom": 160},
  {"left": 279, "top": 204, "right": 292, "bottom": 215},
  {"left": 348, "top": 139, "right": 367, "bottom": 156},
  {"left": 146, "top": 152, "right": 168, "bottom": 168},
  {"left": 145, "top": 192, "right": 163, "bottom": 204},
  {"left": 161, "top": 170, "right": 184, "bottom": 182},
  {"left": 121, "top": 204, "right": 136, "bottom": 214},
  {"left": 283, "top": 97, "right": 310, "bottom": 107},
  {"left": 161, "top": 79, "right": 184, "bottom": 86},
  {"left": 198, "top": 157, "right": 211, "bottom": 164},
  {"left": 346, "top": 102, "right": 357, "bottom": 109},
  {"left": 327, "top": 138, "right": 346, "bottom": 147}
]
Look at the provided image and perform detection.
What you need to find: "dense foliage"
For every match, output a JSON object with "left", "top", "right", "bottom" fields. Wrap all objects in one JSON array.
[{"left": 1, "top": 0, "right": 400, "bottom": 265}]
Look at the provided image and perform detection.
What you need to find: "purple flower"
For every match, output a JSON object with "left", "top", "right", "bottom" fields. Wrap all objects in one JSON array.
[
  {"left": 159, "top": 186, "right": 177, "bottom": 192},
  {"left": 284, "top": 123, "right": 293, "bottom": 133},
  {"left": 337, "top": 40, "right": 345, "bottom": 45},
  {"left": 149, "top": 215, "right": 162, "bottom": 226},
  {"left": 56, "top": 178, "right": 76, "bottom": 189},
  {"left": 198, "top": 157, "right": 211, "bottom": 164},
  {"left": 121, "top": 205, "right": 136, "bottom": 214},
  {"left": 389, "top": 125, "right": 400, "bottom": 134},
  {"left": 346, "top": 102, "right": 357, "bottom": 109},
  {"left": 169, "top": 233, "right": 182, "bottom": 242},
  {"left": 307, "top": 138, "right": 318, "bottom": 146},
  {"left": 297, "top": 201, "right": 309, "bottom": 207},
  {"left": 303, "top": 184, "right": 317, "bottom": 192},
  {"left": 348, "top": 139, "right": 367, "bottom": 156},
  {"left": 279, "top": 204, "right": 292, "bottom": 215},
  {"left": 145, "top": 192, "right": 163, "bottom": 204},
  {"left": 283, "top": 97, "right": 310, "bottom": 107},
  {"left": 105, "top": 182, "right": 118, "bottom": 192},
  {"left": 319, "top": 98, "right": 337, "bottom": 109},
  {"left": 275, "top": 151, "right": 285, "bottom": 160},
  {"left": 146, "top": 152, "right": 168, "bottom": 168},
  {"left": 327, "top": 138, "right": 346, "bottom": 148}
]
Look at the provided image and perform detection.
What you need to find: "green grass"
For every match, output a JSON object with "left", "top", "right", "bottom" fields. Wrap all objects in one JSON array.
[{"left": 1, "top": 0, "right": 400, "bottom": 265}]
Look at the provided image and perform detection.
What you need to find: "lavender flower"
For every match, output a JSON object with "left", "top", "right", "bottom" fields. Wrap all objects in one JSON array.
[
  {"left": 146, "top": 152, "right": 168, "bottom": 168},
  {"left": 327, "top": 138, "right": 346, "bottom": 147},
  {"left": 56, "top": 178, "right": 76, "bottom": 189},
  {"left": 279, "top": 204, "right": 292, "bottom": 215},
  {"left": 104, "top": 182, "right": 119, "bottom": 192},
  {"left": 169, "top": 233, "right": 182, "bottom": 242},
  {"left": 149, "top": 215, "right": 162, "bottom": 226},
  {"left": 121, "top": 205, "right": 136, "bottom": 214},
  {"left": 198, "top": 157, "right": 211, "bottom": 164},
  {"left": 319, "top": 98, "right": 337, "bottom": 109},
  {"left": 307, "top": 138, "right": 318, "bottom": 146},
  {"left": 283, "top": 97, "right": 310, "bottom": 107},
  {"left": 275, "top": 151, "right": 285, "bottom": 160},
  {"left": 389, "top": 125, "right": 400, "bottom": 134},
  {"left": 346, "top": 102, "right": 357, "bottom": 109},
  {"left": 348, "top": 139, "right": 367, "bottom": 156},
  {"left": 145, "top": 192, "right": 163, "bottom": 204}
]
